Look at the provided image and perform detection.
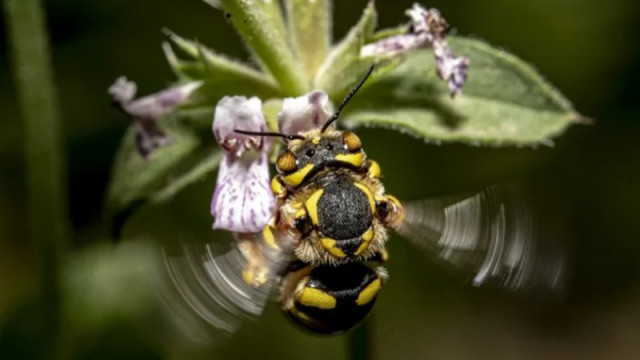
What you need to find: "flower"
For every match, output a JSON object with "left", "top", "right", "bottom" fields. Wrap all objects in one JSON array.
[
  {"left": 278, "top": 90, "right": 331, "bottom": 136},
  {"left": 210, "top": 90, "right": 335, "bottom": 233},
  {"left": 108, "top": 77, "right": 202, "bottom": 157},
  {"left": 210, "top": 96, "right": 274, "bottom": 233},
  {"left": 360, "top": 3, "right": 469, "bottom": 97}
]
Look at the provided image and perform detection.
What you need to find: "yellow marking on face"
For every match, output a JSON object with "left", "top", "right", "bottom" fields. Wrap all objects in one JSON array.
[
  {"left": 304, "top": 189, "right": 324, "bottom": 225},
  {"left": 262, "top": 225, "right": 279, "bottom": 250},
  {"left": 356, "top": 278, "right": 381, "bottom": 306},
  {"left": 311, "top": 136, "right": 321, "bottom": 145},
  {"left": 282, "top": 163, "right": 314, "bottom": 187},
  {"left": 334, "top": 151, "right": 364, "bottom": 167},
  {"left": 271, "top": 177, "right": 285, "bottom": 197},
  {"left": 367, "top": 160, "right": 381, "bottom": 178},
  {"left": 354, "top": 183, "right": 376, "bottom": 214},
  {"left": 299, "top": 287, "right": 337, "bottom": 309},
  {"left": 354, "top": 227, "right": 375, "bottom": 256},
  {"left": 320, "top": 238, "right": 346, "bottom": 258}
]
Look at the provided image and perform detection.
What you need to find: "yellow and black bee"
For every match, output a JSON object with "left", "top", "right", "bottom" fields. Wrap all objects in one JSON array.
[
  {"left": 228, "top": 67, "right": 402, "bottom": 333},
  {"left": 162, "top": 67, "right": 565, "bottom": 338}
]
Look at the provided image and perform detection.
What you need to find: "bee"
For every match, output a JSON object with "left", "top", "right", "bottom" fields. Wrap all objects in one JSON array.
[
  {"left": 225, "top": 67, "right": 401, "bottom": 333},
  {"left": 161, "top": 67, "right": 565, "bottom": 338}
]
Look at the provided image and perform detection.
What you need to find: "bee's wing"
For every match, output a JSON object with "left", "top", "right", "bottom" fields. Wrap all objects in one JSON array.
[
  {"left": 154, "top": 233, "right": 291, "bottom": 344},
  {"left": 396, "top": 186, "right": 566, "bottom": 294}
]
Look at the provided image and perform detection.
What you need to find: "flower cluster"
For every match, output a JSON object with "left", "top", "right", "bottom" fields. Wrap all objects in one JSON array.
[
  {"left": 361, "top": 3, "right": 469, "bottom": 96},
  {"left": 109, "top": 77, "right": 202, "bottom": 157}
]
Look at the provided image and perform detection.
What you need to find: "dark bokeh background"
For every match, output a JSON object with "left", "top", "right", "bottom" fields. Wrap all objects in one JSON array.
[{"left": 1, "top": 0, "right": 640, "bottom": 359}]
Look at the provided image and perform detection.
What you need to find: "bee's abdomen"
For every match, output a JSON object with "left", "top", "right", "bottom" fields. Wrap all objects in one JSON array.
[
  {"left": 317, "top": 178, "right": 373, "bottom": 240},
  {"left": 285, "top": 262, "right": 382, "bottom": 334}
]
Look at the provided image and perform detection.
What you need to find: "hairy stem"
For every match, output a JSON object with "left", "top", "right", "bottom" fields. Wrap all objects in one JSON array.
[{"left": 2, "top": 0, "right": 70, "bottom": 357}]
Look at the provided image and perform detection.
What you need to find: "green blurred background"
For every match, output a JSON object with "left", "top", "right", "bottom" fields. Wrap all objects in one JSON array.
[{"left": 1, "top": 0, "right": 640, "bottom": 359}]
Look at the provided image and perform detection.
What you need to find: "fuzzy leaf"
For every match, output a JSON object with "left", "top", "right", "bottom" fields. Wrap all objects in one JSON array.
[
  {"left": 285, "top": 0, "right": 331, "bottom": 79},
  {"left": 219, "top": 0, "right": 308, "bottom": 95},
  {"left": 106, "top": 114, "right": 225, "bottom": 236},
  {"left": 106, "top": 121, "right": 201, "bottom": 214},
  {"left": 149, "top": 150, "right": 223, "bottom": 204},
  {"left": 342, "top": 37, "right": 579, "bottom": 146},
  {"left": 162, "top": 33, "right": 282, "bottom": 103},
  {"left": 314, "top": 1, "right": 377, "bottom": 98}
]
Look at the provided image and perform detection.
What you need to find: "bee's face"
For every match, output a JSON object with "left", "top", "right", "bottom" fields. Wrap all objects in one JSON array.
[{"left": 275, "top": 130, "right": 365, "bottom": 188}]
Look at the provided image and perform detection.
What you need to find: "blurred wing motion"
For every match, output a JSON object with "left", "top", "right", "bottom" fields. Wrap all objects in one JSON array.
[
  {"left": 153, "top": 234, "right": 289, "bottom": 345},
  {"left": 397, "top": 185, "right": 566, "bottom": 294}
]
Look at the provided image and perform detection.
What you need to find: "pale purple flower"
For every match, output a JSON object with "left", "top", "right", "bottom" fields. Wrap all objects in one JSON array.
[
  {"left": 211, "top": 96, "right": 274, "bottom": 233},
  {"left": 278, "top": 90, "right": 331, "bottom": 135},
  {"left": 360, "top": 3, "right": 469, "bottom": 97},
  {"left": 109, "top": 77, "right": 202, "bottom": 157}
]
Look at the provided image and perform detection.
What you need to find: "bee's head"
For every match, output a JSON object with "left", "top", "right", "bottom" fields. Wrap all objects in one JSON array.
[
  {"left": 235, "top": 65, "right": 375, "bottom": 187},
  {"left": 274, "top": 130, "right": 365, "bottom": 187}
]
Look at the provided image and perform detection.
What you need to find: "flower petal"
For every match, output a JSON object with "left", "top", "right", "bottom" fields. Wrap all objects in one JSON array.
[
  {"left": 133, "top": 120, "right": 172, "bottom": 158},
  {"left": 109, "top": 77, "right": 202, "bottom": 157},
  {"left": 211, "top": 153, "right": 274, "bottom": 233},
  {"left": 213, "top": 96, "right": 267, "bottom": 156},
  {"left": 124, "top": 81, "right": 203, "bottom": 119},
  {"left": 278, "top": 90, "right": 330, "bottom": 135},
  {"left": 433, "top": 41, "right": 470, "bottom": 97},
  {"left": 108, "top": 77, "right": 137, "bottom": 104},
  {"left": 210, "top": 96, "right": 275, "bottom": 233}
]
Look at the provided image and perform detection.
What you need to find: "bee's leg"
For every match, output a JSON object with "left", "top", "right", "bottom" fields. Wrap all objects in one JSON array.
[
  {"left": 236, "top": 232, "right": 272, "bottom": 287},
  {"left": 363, "top": 160, "right": 382, "bottom": 179},
  {"left": 261, "top": 219, "right": 281, "bottom": 251},
  {"left": 374, "top": 194, "right": 405, "bottom": 230},
  {"left": 292, "top": 204, "right": 313, "bottom": 237},
  {"left": 369, "top": 248, "right": 390, "bottom": 263}
]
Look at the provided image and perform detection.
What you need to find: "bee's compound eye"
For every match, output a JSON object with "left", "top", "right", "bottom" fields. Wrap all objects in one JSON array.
[
  {"left": 342, "top": 131, "right": 361, "bottom": 152},
  {"left": 276, "top": 150, "right": 297, "bottom": 173}
]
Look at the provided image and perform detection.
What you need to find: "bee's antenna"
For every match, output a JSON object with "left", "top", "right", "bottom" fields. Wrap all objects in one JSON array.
[
  {"left": 234, "top": 129, "right": 305, "bottom": 141},
  {"left": 321, "top": 65, "right": 375, "bottom": 133}
]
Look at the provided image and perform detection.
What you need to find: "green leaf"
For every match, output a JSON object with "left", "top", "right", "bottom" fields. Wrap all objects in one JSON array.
[
  {"left": 284, "top": 0, "right": 331, "bottom": 79},
  {"left": 219, "top": 0, "right": 309, "bottom": 95},
  {"left": 342, "top": 37, "right": 579, "bottom": 146},
  {"left": 368, "top": 25, "right": 407, "bottom": 42},
  {"left": 314, "top": 1, "right": 377, "bottom": 99},
  {"left": 149, "top": 150, "right": 222, "bottom": 204},
  {"left": 106, "top": 119, "right": 210, "bottom": 215},
  {"left": 162, "top": 32, "right": 282, "bottom": 102}
]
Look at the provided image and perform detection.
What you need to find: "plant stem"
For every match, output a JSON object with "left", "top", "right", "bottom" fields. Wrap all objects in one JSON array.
[
  {"left": 220, "top": 0, "right": 309, "bottom": 95},
  {"left": 2, "top": 0, "right": 70, "bottom": 357},
  {"left": 349, "top": 320, "right": 373, "bottom": 360}
]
